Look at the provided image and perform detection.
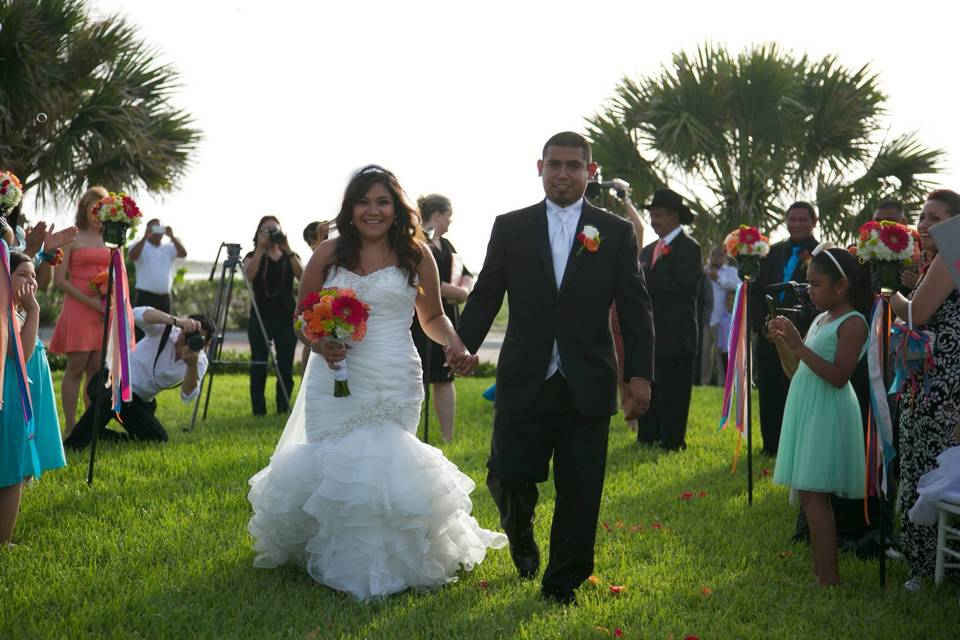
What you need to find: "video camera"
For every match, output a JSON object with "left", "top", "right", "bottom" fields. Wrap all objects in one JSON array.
[
  {"left": 585, "top": 173, "right": 627, "bottom": 200},
  {"left": 766, "top": 281, "right": 815, "bottom": 330}
]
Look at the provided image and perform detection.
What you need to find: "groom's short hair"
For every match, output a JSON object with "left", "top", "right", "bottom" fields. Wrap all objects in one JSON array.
[{"left": 542, "top": 131, "right": 592, "bottom": 163}]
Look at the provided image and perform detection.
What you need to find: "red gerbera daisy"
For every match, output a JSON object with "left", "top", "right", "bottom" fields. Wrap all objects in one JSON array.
[{"left": 879, "top": 224, "right": 909, "bottom": 253}]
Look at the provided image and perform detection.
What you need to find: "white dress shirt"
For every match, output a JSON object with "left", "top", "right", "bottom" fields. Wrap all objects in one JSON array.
[
  {"left": 133, "top": 241, "right": 178, "bottom": 294},
  {"left": 132, "top": 306, "right": 208, "bottom": 402},
  {"left": 659, "top": 225, "right": 683, "bottom": 247},
  {"left": 544, "top": 197, "right": 584, "bottom": 379},
  {"left": 708, "top": 264, "right": 740, "bottom": 327}
]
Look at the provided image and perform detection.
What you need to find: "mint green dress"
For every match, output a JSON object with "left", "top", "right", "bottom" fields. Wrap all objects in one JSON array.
[{"left": 773, "top": 311, "right": 867, "bottom": 498}]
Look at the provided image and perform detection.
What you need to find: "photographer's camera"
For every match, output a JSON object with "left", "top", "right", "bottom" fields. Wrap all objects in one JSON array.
[{"left": 269, "top": 229, "right": 286, "bottom": 244}]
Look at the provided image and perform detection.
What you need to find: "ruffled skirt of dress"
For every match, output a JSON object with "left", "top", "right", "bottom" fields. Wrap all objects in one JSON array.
[{"left": 247, "top": 420, "right": 506, "bottom": 600}]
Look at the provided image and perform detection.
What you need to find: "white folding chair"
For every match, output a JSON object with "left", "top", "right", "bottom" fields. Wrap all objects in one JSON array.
[{"left": 934, "top": 495, "right": 960, "bottom": 585}]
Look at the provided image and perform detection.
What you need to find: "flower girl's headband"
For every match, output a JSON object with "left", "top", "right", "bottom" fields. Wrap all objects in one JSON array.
[{"left": 811, "top": 241, "right": 847, "bottom": 280}]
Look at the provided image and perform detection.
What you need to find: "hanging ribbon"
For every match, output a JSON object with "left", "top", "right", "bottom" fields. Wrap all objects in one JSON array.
[
  {"left": 0, "top": 240, "right": 33, "bottom": 425},
  {"left": 888, "top": 322, "right": 935, "bottom": 401},
  {"left": 105, "top": 249, "right": 135, "bottom": 414},
  {"left": 718, "top": 281, "right": 749, "bottom": 471},
  {"left": 864, "top": 298, "right": 896, "bottom": 521}
]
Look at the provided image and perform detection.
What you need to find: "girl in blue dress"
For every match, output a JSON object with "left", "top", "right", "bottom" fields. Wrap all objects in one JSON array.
[
  {"left": 768, "top": 245, "right": 873, "bottom": 586},
  {"left": 0, "top": 251, "right": 43, "bottom": 545}
]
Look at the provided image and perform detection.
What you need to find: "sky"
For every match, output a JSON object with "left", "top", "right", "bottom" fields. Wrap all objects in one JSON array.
[{"left": 28, "top": 0, "right": 960, "bottom": 271}]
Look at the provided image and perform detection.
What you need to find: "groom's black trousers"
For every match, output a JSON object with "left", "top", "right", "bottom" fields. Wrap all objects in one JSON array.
[{"left": 487, "top": 373, "right": 609, "bottom": 594}]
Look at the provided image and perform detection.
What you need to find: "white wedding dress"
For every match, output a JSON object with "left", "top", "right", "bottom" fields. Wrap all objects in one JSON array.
[{"left": 247, "top": 266, "right": 506, "bottom": 600}]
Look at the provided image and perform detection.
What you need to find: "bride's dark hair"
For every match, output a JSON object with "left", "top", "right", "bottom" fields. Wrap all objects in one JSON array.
[{"left": 329, "top": 165, "right": 425, "bottom": 287}]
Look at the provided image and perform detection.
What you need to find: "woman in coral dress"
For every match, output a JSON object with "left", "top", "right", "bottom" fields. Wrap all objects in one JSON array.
[{"left": 49, "top": 186, "right": 110, "bottom": 437}]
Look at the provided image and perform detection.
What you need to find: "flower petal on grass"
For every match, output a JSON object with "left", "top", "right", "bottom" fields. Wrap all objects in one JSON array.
[
  {"left": 609, "top": 585, "right": 626, "bottom": 595},
  {"left": 588, "top": 575, "right": 601, "bottom": 586}
]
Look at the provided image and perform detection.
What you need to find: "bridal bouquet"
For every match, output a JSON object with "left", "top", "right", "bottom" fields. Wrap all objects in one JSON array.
[
  {"left": 0, "top": 170, "right": 23, "bottom": 212},
  {"left": 295, "top": 287, "right": 370, "bottom": 397},
  {"left": 724, "top": 225, "right": 770, "bottom": 281},
  {"left": 856, "top": 220, "right": 915, "bottom": 295}
]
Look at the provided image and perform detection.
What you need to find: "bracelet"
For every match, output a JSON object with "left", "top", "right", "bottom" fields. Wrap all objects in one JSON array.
[{"left": 38, "top": 248, "right": 64, "bottom": 266}]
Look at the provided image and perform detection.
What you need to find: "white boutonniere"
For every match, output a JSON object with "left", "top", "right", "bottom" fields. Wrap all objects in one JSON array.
[{"left": 576, "top": 225, "right": 602, "bottom": 255}]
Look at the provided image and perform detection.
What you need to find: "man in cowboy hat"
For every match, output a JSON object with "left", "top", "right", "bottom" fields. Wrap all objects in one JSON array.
[{"left": 637, "top": 188, "right": 702, "bottom": 450}]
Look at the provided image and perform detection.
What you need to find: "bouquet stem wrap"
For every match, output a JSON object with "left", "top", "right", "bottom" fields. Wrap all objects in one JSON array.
[{"left": 327, "top": 339, "right": 351, "bottom": 397}]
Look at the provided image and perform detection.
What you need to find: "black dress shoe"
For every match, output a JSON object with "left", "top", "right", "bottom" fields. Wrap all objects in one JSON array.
[
  {"left": 541, "top": 588, "right": 576, "bottom": 606},
  {"left": 509, "top": 535, "right": 540, "bottom": 579}
]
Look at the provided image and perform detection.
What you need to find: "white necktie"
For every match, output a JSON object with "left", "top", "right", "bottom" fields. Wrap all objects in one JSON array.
[{"left": 552, "top": 213, "right": 571, "bottom": 288}]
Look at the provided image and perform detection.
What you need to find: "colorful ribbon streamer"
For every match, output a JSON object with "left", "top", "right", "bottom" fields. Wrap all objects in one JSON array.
[
  {"left": 718, "top": 281, "right": 749, "bottom": 470},
  {"left": 864, "top": 299, "right": 896, "bottom": 519},
  {"left": 105, "top": 250, "right": 135, "bottom": 414},
  {"left": 0, "top": 240, "right": 33, "bottom": 426}
]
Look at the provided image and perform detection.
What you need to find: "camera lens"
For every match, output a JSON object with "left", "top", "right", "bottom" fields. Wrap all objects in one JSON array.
[
  {"left": 186, "top": 332, "right": 206, "bottom": 352},
  {"left": 269, "top": 230, "right": 286, "bottom": 244}
]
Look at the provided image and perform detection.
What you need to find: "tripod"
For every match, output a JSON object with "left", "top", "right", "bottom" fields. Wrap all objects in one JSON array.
[{"left": 187, "top": 242, "right": 290, "bottom": 431}]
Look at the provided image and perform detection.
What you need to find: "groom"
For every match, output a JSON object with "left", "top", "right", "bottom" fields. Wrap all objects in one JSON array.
[{"left": 458, "top": 131, "right": 655, "bottom": 605}]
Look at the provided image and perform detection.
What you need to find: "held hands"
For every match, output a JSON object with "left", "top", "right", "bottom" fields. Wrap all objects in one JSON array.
[
  {"left": 443, "top": 339, "right": 479, "bottom": 377},
  {"left": 768, "top": 315, "right": 802, "bottom": 352},
  {"left": 621, "top": 377, "right": 651, "bottom": 421}
]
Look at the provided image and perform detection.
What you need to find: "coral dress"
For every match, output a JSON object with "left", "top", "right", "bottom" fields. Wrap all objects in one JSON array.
[
  {"left": 48, "top": 247, "right": 110, "bottom": 353},
  {"left": 774, "top": 310, "right": 867, "bottom": 498}
]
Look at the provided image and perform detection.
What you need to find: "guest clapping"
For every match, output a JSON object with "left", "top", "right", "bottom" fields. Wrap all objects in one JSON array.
[
  {"left": 887, "top": 189, "right": 960, "bottom": 591},
  {"left": 244, "top": 216, "right": 302, "bottom": 416},
  {"left": 411, "top": 194, "right": 473, "bottom": 442}
]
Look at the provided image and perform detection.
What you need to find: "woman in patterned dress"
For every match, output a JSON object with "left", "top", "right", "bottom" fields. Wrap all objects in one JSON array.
[{"left": 889, "top": 189, "right": 960, "bottom": 591}]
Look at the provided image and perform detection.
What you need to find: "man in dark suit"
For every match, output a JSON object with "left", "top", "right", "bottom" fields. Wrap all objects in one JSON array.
[
  {"left": 750, "top": 201, "right": 819, "bottom": 456},
  {"left": 636, "top": 189, "right": 702, "bottom": 450},
  {"left": 458, "top": 131, "right": 655, "bottom": 605}
]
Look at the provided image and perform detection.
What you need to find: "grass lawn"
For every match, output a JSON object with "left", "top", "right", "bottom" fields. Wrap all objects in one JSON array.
[{"left": 1, "top": 374, "right": 956, "bottom": 639}]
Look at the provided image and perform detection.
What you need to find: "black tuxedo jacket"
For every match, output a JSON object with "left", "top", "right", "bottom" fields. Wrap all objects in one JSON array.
[
  {"left": 639, "top": 230, "right": 703, "bottom": 358},
  {"left": 750, "top": 236, "right": 819, "bottom": 352},
  {"left": 459, "top": 200, "right": 655, "bottom": 418}
]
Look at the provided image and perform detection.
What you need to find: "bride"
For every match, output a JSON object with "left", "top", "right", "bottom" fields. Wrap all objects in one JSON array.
[{"left": 247, "top": 165, "right": 506, "bottom": 600}]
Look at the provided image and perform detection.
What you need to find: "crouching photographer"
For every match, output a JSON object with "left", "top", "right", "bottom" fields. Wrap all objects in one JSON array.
[{"left": 64, "top": 308, "right": 215, "bottom": 449}]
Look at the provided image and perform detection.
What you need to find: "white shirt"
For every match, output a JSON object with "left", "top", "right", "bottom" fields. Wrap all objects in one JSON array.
[
  {"left": 707, "top": 264, "right": 740, "bottom": 327},
  {"left": 133, "top": 241, "right": 178, "bottom": 294},
  {"left": 133, "top": 306, "right": 208, "bottom": 402},
  {"left": 544, "top": 198, "right": 583, "bottom": 379},
  {"left": 658, "top": 225, "right": 683, "bottom": 247}
]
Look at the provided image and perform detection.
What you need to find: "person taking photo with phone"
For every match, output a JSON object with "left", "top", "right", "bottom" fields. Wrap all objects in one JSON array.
[{"left": 129, "top": 218, "right": 188, "bottom": 340}]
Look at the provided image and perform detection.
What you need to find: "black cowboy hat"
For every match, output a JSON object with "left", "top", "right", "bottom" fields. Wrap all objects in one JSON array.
[{"left": 641, "top": 189, "right": 694, "bottom": 225}]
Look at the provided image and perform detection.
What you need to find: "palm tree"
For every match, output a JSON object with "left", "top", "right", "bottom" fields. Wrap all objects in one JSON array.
[
  {"left": 0, "top": 0, "right": 200, "bottom": 205},
  {"left": 585, "top": 44, "right": 944, "bottom": 245}
]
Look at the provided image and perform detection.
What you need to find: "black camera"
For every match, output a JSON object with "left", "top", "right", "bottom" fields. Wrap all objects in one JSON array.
[
  {"left": 185, "top": 332, "right": 206, "bottom": 353},
  {"left": 766, "top": 281, "right": 815, "bottom": 331},
  {"left": 269, "top": 229, "right": 286, "bottom": 244},
  {"left": 585, "top": 174, "right": 627, "bottom": 200}
]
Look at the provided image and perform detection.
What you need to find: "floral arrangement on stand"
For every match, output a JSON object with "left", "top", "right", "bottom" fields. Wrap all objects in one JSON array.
[
  {"left": 723, "top": 225, "right": 770, "bottom": 281},
  {"left": 93, "top": 192, "right": 143, "bottom": 246},
  {"left": 855, "top": 220, "right": 915, "bottom": 295},
  {"left": 295, "top": 287, "right": 370, "bottom": 397}
]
